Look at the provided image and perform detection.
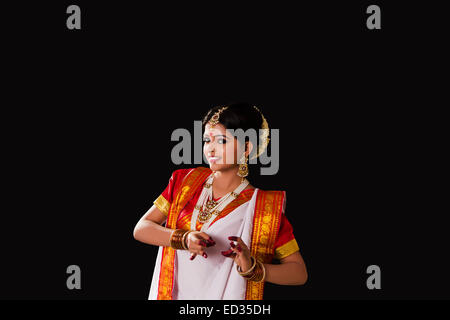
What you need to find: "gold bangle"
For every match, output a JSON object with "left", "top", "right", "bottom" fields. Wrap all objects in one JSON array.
[
  {"left": 246, "top": 263, "right": 260, "bottom": 281},
  {"left": 237, "top": 256, "right": 256, "bottom": 277},
  {"left": 246, "top": 260, "right": 266, "bottom": 282},
  {"left": 260, "top": 261, "right": 266, "bottom": 282},
  {"left": 170, "top": 229, "right": 188, "bottom": 250},
  {"left": 252, "top": 261, "right": 265, "bottom": 282},
  {"left": 181, "top": 230, "right": 192, "bottom": 250}
]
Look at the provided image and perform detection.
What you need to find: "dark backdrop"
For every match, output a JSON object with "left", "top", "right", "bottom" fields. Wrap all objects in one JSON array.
[{"left": 1, "top": 1, "right": 447, "bottom": 299}]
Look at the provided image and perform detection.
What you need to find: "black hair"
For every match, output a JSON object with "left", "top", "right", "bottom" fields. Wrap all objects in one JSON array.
[{"left": 202, "top": 102, "right": 266, "bottom": 154}]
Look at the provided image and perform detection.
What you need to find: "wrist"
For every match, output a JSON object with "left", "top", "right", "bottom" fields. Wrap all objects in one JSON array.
[
  {"left": 169, "top": 229, "right": 189, "bottom": 250},
  {"left": 246, "top": 261, "right": 265, "bottom": 282},
  {"left": 237, "top": 256, "right": 256, "bottom": 276},
  {"left": 236, "top": 257, "right": 266, "bottom": 282},
  {"left": 181, "top": 230, "right": 192, "bottom": 250},
  {"left": 241, "top": 256, "right": 253, "bottom": 273}
]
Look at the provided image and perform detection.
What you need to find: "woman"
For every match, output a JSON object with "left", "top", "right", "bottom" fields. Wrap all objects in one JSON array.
[{"left": 133, "top": 102, "right": 307, "bottom": 300}]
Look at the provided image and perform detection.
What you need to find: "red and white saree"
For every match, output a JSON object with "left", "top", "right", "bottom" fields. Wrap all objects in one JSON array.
[{"left": 149, "top": 167, "right": 299, "bottom": 300}]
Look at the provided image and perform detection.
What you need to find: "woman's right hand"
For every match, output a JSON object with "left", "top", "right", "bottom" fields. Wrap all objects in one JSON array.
[{"left": 186, "top": 231, "right": 216, "bottom": 260}]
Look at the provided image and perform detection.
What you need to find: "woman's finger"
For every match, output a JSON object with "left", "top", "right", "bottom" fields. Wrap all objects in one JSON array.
[
  {"left": 188, "top": 232, "right": 211, "bottom": 248},
  {"left": 193, "top": 244, "right": 205, "bottom": 256},
  {"left": 190, "top": 240, "right": 207, "bottom": 258},
  {"left": 193, "top": 237, "right": 214, "bottom": 248},
  {"left": 189, "top": 248, "right": 207, "bottom": 260},
  {"left": 188, "top": 238, "right": 206, "bottom": 252},
  {"left": 228, "top": 236, "right": 248, "bottom": 251},
  {"left": 198, "top": 232, "right": 216, "bottom": 246},
  {"left": 196, "top": 239, "right": 209, "bottom": 247},
  {"left": 221, "top": 248, "right": 236, "bottom": 258},
  {"left": 193, "top": 249, "right": 207, "bottom": 258},
  {"left": 230, "top": 241, "right": 243, "bottom": 253},
  {"left": 228, "top": 236, "right": 246, "bottom": 247}
]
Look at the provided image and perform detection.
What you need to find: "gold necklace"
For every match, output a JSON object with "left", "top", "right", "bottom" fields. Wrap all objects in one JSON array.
[
  {"left": 193, "top": 175, "right": 249, "bottom": 227},
  {"left": 198, "top": 199, "right": 219, "bottom": 223}
]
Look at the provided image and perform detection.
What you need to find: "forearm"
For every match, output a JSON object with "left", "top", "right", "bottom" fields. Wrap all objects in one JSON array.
[
  {"left": 133, "top": 220, "right": 174, "bottom": 247},
  {"left": 262, "top": 261, "right": 308, "bottom": 285}
]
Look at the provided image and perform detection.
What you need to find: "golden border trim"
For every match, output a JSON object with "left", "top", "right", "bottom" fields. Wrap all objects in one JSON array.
[
  {"left": 156, "top": 167, "right": 212, "bottom": 300},
  {"left": 245, "top": 190, "right": 284, "bottom": 300},
  {"left": 154, "top": 195, "right": 170, "bottom": 216},
  {"left": 274, "top": 238, "right": 300, "bottom": 260}
]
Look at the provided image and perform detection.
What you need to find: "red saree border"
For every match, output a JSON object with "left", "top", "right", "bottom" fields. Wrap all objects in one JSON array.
[
  {"left": 245, "top": 190, "right": 285, "bottom": 300},
  {"left": 156, "top": 166, "right": 285, "bottom": 300},
  {"left": 156, "top": 167, "right": 212, "bottom": 300}
]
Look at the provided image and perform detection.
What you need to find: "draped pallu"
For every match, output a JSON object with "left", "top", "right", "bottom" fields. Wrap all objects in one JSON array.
[{"left": 157, "top": 167, "right": 284, "bottom": 300}]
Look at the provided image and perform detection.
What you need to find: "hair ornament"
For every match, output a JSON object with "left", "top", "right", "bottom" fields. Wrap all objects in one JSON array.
[
  {"left": 252, "top": 106, "right": 270, "bottom": 159},
  {"left": 208, "top": 106, "right": 229, "bottom": 128}
]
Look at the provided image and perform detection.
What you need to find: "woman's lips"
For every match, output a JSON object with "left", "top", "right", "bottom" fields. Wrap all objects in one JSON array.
[{"left": 208, "top": 157, "right": 220, "bottom": 163}]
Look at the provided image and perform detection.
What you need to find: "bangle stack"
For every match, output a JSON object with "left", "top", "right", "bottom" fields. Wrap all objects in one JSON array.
[
  {"left": 170, "top": 229, "right": 191, "bottom": 250},
  {"left": 236, "top": 256, "right": 266, "bottom": 282},
  {"left": 181, "top": 230, "right": 192, "bottom": 250}
]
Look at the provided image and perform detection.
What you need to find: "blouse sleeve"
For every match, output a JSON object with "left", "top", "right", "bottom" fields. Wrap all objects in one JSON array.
[
  {"left": 153, "top": 169, "right": 192, "bottom": 216},
  {"left": 273, "top": 194, "right": 300, "bottom": 260}
]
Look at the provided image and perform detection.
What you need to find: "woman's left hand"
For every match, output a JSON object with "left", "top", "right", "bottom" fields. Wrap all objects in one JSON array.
[{"left": 221, "top": 236, "right": 253, "bottom": 272}]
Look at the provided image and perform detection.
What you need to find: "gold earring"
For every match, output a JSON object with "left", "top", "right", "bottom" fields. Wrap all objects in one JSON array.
[{"left": 237, "top": 153, "right": 249, "bottom": 181}]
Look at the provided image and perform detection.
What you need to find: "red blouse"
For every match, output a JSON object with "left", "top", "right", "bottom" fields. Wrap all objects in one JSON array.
[{"left": 154, "top": 168, "right": 300, "bottom": 260}]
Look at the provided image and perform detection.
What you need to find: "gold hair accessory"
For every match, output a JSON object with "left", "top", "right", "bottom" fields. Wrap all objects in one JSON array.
[
  {"left": 251, "top": 106, "right": 270, "bottom": 159},
  {"left": 208, "top": 105, "right": 269, "bottom": 158},
  {"left": 208, "top": 106, "right": 229, "bottom": 128}
]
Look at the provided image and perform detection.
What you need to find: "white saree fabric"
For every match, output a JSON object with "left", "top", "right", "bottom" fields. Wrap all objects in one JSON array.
[{"left": 148, "top": 188, "right": 260, "bottom": 300}]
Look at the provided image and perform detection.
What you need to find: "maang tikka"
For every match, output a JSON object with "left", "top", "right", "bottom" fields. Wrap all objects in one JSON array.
[{"left": 208, "top": 106, "right": 228, "bottom": 128}]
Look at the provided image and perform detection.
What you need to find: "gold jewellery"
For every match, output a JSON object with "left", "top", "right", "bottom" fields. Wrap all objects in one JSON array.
[
  {"left": 169, "top": 229, "right": 192, "bottom": 250},
  {"left": 251, "top": 105, "right": 270, "bottom": 160},
  {"left": 236, "top": 256, "right": 266, "bottom": 282},
  {"left": 191, "top": 174, "right": 249, "bottom": 229},
  {"left": 207, "top": 105, "right": 270, "bottom": 180},
  {"left": 208, "top": 106, "right": 228, "bottom": 128},
  {"left": 195, "top": 180, "right": 219, "bottom": 223},
  {"left": 208, "top": 105, "right": 270, "bottom": 158},
  {"left": 237, "top": 153, "right": 249, "bottom": 182},
  {"left": 196, "top": 201, "right": 218, "bottom": 223}
]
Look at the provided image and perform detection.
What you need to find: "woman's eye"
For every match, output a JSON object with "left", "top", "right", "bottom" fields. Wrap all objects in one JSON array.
[{"left": 203, "top": 138, "right": 226, "bottom": 144}]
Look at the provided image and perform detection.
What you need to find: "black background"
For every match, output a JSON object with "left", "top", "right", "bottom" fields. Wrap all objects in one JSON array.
[{"left": 1, "top": 1, "right": 448, "bottom": 300}]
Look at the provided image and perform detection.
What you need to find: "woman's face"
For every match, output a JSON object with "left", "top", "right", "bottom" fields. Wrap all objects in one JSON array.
[{"left": 203, "top": 123, "right": 243, "bottom": 172}]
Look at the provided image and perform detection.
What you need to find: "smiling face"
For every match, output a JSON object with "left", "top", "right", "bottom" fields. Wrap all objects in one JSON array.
[{"left": 203, "top": 123, "right": 244, "bottom": 172}]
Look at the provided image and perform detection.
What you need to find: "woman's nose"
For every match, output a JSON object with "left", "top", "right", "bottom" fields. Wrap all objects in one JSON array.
[{"left": 206, "top": 142, "right": 216, "bottom": 153}]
